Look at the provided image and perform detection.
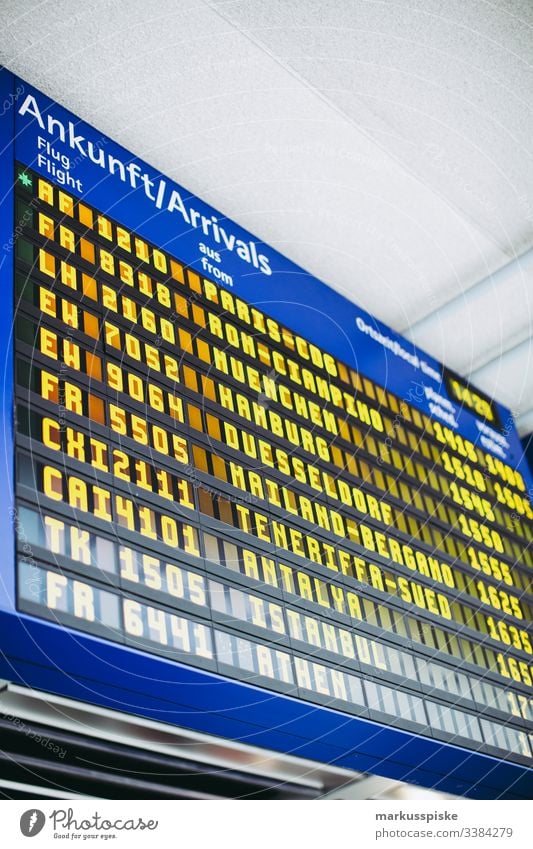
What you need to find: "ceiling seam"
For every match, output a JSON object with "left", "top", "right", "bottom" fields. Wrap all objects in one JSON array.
[
  {"left": 462, "top": 324, "right": 533, "bottom": 376},
  {"left": 400, "top": 245, "right": 533, "bottom": 335},
  {"left": 469, "top": 334, "right": 533, "bottom": 378}
]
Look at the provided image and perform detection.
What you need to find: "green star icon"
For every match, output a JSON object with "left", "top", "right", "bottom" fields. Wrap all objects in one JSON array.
[{"left": 18, "top": 172, "right": 32, "bottom": 188}]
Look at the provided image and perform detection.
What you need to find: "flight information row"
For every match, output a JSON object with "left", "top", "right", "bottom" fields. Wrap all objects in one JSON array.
[
  {"left": 17, "top": 556, "right": 532, "bottom": 763},
  {"left": 14, "top": 238, "right": 533, "bottom": 559},
  {"left": 17, "top": 399, "right": 533, "bottom": 629},
  {"left": 16, "top": 438, "right": 533, "bottom": 687},
  {"left": 18, "top": 173, "right": 530, "bottom": 497},
  {"left": 15, "top": 497, "right": 533, "bottom": 725},
  {"left": 20, "top": 414, "right": 532, "bottom": 660},
  {"left": 15, "top": 296, "right": 533, "bottom": 595}
]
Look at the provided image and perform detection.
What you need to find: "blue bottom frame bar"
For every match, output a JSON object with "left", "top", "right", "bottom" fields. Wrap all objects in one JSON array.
[{"left": 0, "top": 610, "right": 531, "bottom": 799}]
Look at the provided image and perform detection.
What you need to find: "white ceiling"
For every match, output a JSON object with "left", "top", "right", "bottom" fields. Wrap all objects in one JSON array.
[{"left": 2, "top": 0, "right": 532, "bottom": 433}]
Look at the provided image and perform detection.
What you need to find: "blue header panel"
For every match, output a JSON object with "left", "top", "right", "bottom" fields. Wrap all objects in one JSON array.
[{"left": 10, "top": 71, "right": 531, "bottom": 485}]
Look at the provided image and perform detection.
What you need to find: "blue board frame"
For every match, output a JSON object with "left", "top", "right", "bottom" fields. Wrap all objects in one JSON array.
[{"left": 0, "top": 67, "right": 532, "bottom": 799}]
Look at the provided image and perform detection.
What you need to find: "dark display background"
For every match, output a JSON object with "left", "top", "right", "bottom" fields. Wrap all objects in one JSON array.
[{"left": 12, "top": 166, "right": 533, "bottom": 769}]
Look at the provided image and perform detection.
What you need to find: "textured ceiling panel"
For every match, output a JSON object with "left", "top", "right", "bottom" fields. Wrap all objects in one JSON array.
[
  {"left": 471, "top": 336, "right": 533, "bottom": 420},
  {"left": 1, "top": 0, "right": 532, "bottom": 431},
  {"left": 210, "top": 0, "right": 533, "bottom": 255},
  {"left": 404, "top": 248, "right": 533, "bottom": 375}
]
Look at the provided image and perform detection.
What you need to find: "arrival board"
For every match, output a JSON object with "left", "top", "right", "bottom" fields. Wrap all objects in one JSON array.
[{"left": 1, "top": 69, "right": 532, "bottom": 797}]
